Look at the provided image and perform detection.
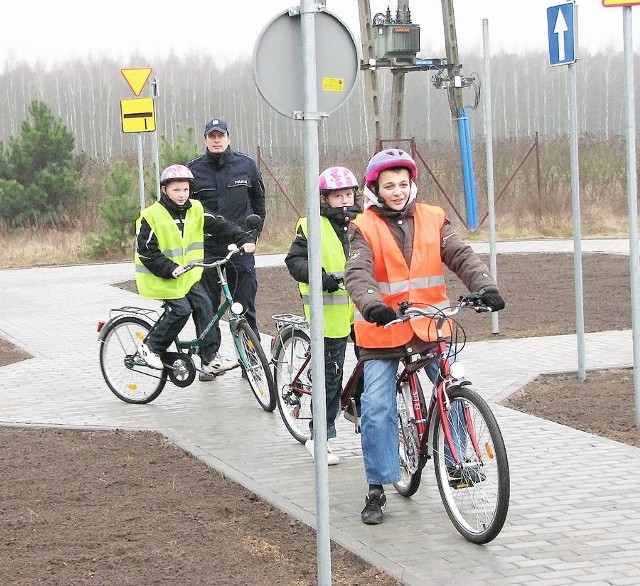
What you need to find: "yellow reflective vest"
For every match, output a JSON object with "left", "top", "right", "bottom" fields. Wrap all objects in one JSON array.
[
  {"left": 296, "top": 216, "right": 354, "bottom": 338},
  {"left": 135, "top": 201, "right": 205, "bottom": 300}
]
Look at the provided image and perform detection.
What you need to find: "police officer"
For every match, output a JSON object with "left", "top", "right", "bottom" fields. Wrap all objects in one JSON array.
[{"left": 188, "top": 119, "right": 266, "bottom": 379}]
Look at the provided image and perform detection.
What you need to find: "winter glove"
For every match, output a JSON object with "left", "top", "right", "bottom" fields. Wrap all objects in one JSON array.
[
  {"left": 480, "top": 291, "right": 505, "bottom": 311},
  {"left": 321, "top": 273, "right": 341, "bottom": 293},
  {"left": 368, "top": 305, "right": 397, "bottom": 327},
  {"left": 171, "top": 265, "right": 186, "bottom": 278}
]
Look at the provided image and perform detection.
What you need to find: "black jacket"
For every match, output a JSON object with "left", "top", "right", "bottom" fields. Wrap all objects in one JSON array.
[
  {"left": 187, "top": 147, "right": 266, "bottom": 260},
  {"left": 285, "top": 204, "right": 361, "bottom": 284},
  {"left": 136, "top": 193, "right": 253, "bottom": 279}
]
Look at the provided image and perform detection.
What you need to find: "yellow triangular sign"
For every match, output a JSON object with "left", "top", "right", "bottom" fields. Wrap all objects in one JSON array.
[{"left": 121, "top": 68, "right": 152, "bottom": 97}]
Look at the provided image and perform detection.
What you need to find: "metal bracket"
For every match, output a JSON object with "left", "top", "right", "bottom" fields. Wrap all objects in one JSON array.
[
  {"left": 292, "top": 111, "right": 330, "bottom": 120},
  {"left": 289, "top": 3, "right": 326, "bottom": 16}
]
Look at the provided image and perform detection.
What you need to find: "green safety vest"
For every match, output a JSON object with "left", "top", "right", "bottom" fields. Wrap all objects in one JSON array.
[
  {"left": 297, "top": 216, "right": 354, "bottom": 338},
  {"left": 134, "top": 200, "right": 205, "bottom": 300}
]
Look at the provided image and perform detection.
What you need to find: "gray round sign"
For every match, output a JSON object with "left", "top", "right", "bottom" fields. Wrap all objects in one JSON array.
[{"left": 253, "top": 8, "right": 358, "bottom": 119}]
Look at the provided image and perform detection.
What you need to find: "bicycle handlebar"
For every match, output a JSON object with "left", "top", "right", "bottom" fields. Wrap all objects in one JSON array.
[
  {"left": 384, "top": 293, "right": 492, "bottom": 328},
  {"left": 183, "top": 245, "right": 244, "bottom": 273}
]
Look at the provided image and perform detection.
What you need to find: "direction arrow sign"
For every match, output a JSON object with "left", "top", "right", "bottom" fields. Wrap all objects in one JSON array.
[
  {"left": 120, "top": 98, "right": 156, "bottom": 133},
  {"left": 547, "top": 3, "right": 576, "bottom": 66},
  {"left": 121, "top": 68, "right": 152, "bottom": 97}
]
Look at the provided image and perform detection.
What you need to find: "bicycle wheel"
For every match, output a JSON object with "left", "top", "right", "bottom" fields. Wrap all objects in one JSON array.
[
  {"left": 394, "top": 374, "right": 427, "bottom": 497},
  {"left": 99, "top": 316, "right": 166, "bottom": 404},
  {"left": 432, "top": 385, "right": 510, "bottom": 544},
  {"left": 272, "top": 326, "right": 312, "bottom": 443},
  {"left": 234, "top": 320, "right": 277, "bottom": 412}
]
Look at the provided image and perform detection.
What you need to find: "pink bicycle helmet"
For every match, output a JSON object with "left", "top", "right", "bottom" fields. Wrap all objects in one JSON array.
[
  {"left": 318, "top": 166, "right": 359, "bottom": 192},
  {"left": 364, "top": 149, "right": 418, "bottom": 190},
  {"left": 160, "top": 164, "right": 194, "bottom": 186}
]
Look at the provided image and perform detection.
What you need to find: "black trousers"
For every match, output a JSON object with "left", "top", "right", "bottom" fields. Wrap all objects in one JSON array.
[{"left": 200, "top": 258, "right": 259, "bottom": 355}]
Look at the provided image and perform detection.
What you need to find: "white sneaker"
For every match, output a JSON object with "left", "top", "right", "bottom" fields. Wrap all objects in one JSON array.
[
  {"left": 139, "top": 343, "right": 163, "bottom": 370},
  {"left": 304, "top": 439, "right": 339, "bottom": 465},
  {"left": 202, "top": 353, "right": 239, "bottom": 375}
]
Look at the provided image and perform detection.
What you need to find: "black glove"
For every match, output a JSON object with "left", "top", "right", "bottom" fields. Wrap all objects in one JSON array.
[
  {"left": 321, "top": 273, "right": 341, "bottom": 293},
  {"left": 480, "top": 291, "right": 505, "bottom": 311},
  {"left": 368, "top": 305, "right": 397, "bottom": 326}
]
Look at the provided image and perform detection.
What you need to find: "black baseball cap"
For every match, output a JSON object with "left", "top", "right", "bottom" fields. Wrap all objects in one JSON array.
[{"left": 204, "top": 119, "right": 229, "bottom": 135}]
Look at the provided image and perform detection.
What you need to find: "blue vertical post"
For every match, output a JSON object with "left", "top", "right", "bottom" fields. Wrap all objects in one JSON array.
[{"left": 457, "top": 107, "right": 478, "bottom": 229}]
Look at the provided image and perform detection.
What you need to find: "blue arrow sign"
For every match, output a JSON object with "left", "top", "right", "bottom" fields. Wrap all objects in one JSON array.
[{"left": 547, "top": 2, "right": 576, "bottom": 66}]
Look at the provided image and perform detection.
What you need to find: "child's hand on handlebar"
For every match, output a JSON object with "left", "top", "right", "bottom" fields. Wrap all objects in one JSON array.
[
  {"left": 172, "top": 265, "right": 186, "bottom": 278},
  {"left": 241, "top": 242, "right": 256, "bottom": 254}
]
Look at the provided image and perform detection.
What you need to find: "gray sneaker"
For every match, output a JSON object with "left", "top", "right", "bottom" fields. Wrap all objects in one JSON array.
[{"left": 360, "top": 490, "right": 386, "bottom": 525}]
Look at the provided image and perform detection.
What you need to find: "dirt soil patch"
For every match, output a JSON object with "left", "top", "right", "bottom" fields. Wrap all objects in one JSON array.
[{"left": 1, "top": 253, "right": 638, "bottom": 585}]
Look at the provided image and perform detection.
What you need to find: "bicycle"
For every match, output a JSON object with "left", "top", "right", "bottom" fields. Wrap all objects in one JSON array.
[
  {"left": 98, "top": 245, "right": 277, "bottom": 411},
  {"left": 271, "top": 293, "right": 510, "bottom": 544}
]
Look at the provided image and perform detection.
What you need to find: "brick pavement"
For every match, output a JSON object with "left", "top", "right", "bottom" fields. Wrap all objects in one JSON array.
[{"left": 1, "top": 239, "right": 639, "bottom": 585}]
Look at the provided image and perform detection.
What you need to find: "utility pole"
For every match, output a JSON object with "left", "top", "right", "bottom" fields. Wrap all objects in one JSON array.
[
  {"left": 358, "top": 0, "right": 382, "bottom": 147},
  {"left": 390, "top": 0, "right": 411, "bottom": 142},
  {"left": 440, "top": 0, "right": 464, "bottom": 118}
]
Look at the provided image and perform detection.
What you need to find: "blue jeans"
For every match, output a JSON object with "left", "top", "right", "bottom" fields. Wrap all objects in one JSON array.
[
  {"left": 146, "top": 282, "right": 217, "bottom": 364},
  {"left": 360, "top": 357, "right": 441, "bottom": 486},
  {"left": 309, "top": 336, "right": 347, "bottom": 440}
]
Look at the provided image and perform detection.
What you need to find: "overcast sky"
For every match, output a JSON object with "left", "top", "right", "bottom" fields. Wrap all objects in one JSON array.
[{"left": 0, "top": 0, "right": 637, "bottom": 70}]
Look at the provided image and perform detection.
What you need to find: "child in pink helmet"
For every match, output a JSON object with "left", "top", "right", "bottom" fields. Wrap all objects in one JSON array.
[
  {"left": 285, "top": 166, "right": 363, "bottom": 465},
  {"left": 135, "top": 164, "right": 255, "bottom": 376}
]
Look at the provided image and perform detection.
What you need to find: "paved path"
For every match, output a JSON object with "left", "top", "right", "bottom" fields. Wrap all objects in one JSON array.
[{"left": 1, "top": 239, "right": 639, "bottom": 585}]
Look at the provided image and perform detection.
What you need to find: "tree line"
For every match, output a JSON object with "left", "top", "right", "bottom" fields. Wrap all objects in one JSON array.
[{"left": 1, "top": 50, "right": 637, "bottom": 162}]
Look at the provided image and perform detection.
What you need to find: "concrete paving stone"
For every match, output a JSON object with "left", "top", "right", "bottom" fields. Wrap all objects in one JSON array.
[{"left": 2, "top": 242, "right": 640, "bottom": 583}]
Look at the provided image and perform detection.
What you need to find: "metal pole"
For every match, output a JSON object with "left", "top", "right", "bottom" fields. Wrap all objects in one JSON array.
[
  {"left": 622, "top": 7, "right": 640, "bottom": 425},
  {"left": 300, "top": 1, "right": 331, "bottom": 583},
  {"left": 151, "top": 77, "right": 161, "bottom": 201},
  {"left": 568, "top": 61, "right": 586, "bottom": 380},
  {"left": 136, "top": 133, "right": 145, "bottom": 210},
  {"left": 482, "top": 19, "right": 499, "bottom": 334}
]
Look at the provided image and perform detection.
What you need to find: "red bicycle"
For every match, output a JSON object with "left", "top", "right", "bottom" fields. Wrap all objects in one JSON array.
[{"left": 271, "top": 293, "right": 509, "bottom": 543}]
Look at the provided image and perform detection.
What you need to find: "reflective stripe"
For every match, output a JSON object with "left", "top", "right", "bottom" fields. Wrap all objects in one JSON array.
[
  {"left": 378, "top": 275, "right": 445, "bottom": 295},
  {"left": 301, "top": 294, "right": 351, "bottom": 306}
]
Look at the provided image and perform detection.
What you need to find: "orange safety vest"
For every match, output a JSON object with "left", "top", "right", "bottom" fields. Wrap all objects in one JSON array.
[{"left": 353, "top": 204, "right": 451, "bottom": 348}]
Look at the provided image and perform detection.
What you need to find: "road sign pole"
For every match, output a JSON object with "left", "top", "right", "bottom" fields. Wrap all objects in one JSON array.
[
  {"left": 482, "top": 19, "right": 499, "bottom": 334},
  {"left": 300, "top": 2, "right": 331, "bottom": 583},
  {"left": 568, "top": 61, "right": 586, "bottom": 380},
  {"left": 136, "top": 133, "right": 145, "bottom": 210},
  {"left": 621, "top": 7, "right": 640, "bottom": 424}
]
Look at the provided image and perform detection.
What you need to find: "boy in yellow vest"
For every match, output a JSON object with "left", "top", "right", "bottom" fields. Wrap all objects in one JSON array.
[
  {"left": 285, "top": 167, "right": 362, "bottom": 465},
  {"left": 135, "top": 164, "right": 255, "bottom": 376}
]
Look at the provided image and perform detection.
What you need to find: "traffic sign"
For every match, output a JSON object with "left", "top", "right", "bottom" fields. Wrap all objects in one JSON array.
[
  {"left": 121, "top": 68, "right": 152, "bottom": 97},
  {"left": 253, "top": 9, "right": 358, "bottom": 119},
  {"left": 547, "top": 2, "right": 576, "bottom": 66},
  {"left": 120, "top": 98, "right": 156, "bottom": 133},
  {"left": 603, "top": 0, "right": 640, "bottom": 6}
]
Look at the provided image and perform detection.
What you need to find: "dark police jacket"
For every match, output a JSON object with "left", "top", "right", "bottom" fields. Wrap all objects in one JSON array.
[{"left": 188, "top": 146, "right": 266, "bottom": 263}]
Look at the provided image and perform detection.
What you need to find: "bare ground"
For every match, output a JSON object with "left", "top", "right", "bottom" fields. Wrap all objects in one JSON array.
[{"left": 1, "top": 253, "right": 637, "bottom": 585}]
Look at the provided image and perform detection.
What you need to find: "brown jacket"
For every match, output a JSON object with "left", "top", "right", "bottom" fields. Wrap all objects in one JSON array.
[{"left": 344, "top": 200, "right": 499, "bottom": 362}]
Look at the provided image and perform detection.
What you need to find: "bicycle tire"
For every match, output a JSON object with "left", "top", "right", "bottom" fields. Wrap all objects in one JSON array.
[
  {"left": 272, "top": 325, "right": 312, "bottom": 443},
  {"left": 234, "top": 320, "right": 277, "bottom": 412},
  {"left": 99, "top": 316, "right": 166, "bottom": 404},
  {"left": 394, "top": 374, "right": 427, "bottom": 497},
  {"left": 432, "top": 385, "right": 510, "bottom": 544}
]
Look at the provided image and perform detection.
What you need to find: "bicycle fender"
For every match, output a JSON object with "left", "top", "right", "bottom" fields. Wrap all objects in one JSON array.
[{"left": 97, "top": 315, "right": 153, "bottom": 343}]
